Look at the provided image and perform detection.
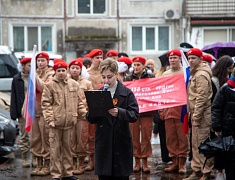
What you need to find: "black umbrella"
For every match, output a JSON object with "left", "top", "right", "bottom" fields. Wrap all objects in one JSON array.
[
  {"left": 158, "top": 51, "right": 169, "bottom": 67},
  {"left": 199, "top": 135, "right": 235, "bottom": 159}
]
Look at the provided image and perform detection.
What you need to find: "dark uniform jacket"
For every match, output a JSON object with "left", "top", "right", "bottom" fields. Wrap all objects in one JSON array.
[
  {"left": 124, "top": 68, "right": 155, "bottom": 117},
  {"left": 10, "top": 72, "right": 25, "bottom": 120},
  {"left": 212, "top": 83, "right": 235, "bottom": 136},
  {"left": 86, "top": 81, "right": 139, "bottom": 176}
]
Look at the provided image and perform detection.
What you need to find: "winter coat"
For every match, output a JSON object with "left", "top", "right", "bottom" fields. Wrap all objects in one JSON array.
[
  {"left": 41, "top": 76, "right": 87, "bottom": 129},
  {"left": 35, "top": 67, "right": 54, "bottom": 116},
  {"left": 10, "top": 72, "right": 25, "bottom": 120},
  {"left": 124, "top": 68, "right": 155, "bottom": 117},
  {"left": 86, "top": 81, "right": 139, "bottom": 176},
  {"left": 76, "top": 76, "right": 93, "bottom": 108},
  {"left": 212, "top": 83, "right": 235, "bottom": 136},
  {"left": 187, "top": 62, "right": 212, "bottom": 126}
]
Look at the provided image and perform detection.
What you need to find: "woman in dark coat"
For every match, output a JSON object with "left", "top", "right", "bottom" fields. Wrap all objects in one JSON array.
[
  {"left": 86, "top": 58, "right": 139, "bottom": 180},
  {"left": 212, "top": 77, "right": 235, "bottom": 180}
]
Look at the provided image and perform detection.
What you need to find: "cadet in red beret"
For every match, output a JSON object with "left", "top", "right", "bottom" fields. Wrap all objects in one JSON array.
[
  {"left": 20, "top": 57, "right": 31, "bottom": 64},
  {"left": 186, "top": 47, "right": 213, "bottom": 179},
  {"left": 202, "top": 54, "right": 213, "bottom": 66},
  {"left": 160, "top": 49, "right": 189, "bottom": 174},
  {"left": 117, "top": 57, "right": 132, "bottom": 82},
  {"left": 118, "top": 57, "right": 132, "bottom": 65},
  {"left": 68, "top": 58, "right": 93, "bottom": 175},
  {"left": 124, "top": 56, "right": 155, "bottom": 173},
  {"left": 85, "top": 49, "right": 104, "bottom": 171},
  {"left": 53, "top": 61, "right": 68, "bottom": 71},
  {"left": 42, "top": 57, "right": 86, "bottom": 180},
  {"left": 167, "top": 49, "right": 181, "bottom": 57},
  {"left": 132, "top": 56, "right": 146, "bottom": 65},
  {"left": 36, "top": 52, "right": 49, "bottom": 60},
  {"left": 106, "top": 50, "right": 118, "bottom": 61},
  {"left": 69, "top": 59, "right": 83, "bottom": 68},
  {"left": 118, "top": 57, "right": 132, "bottom": 75},
  {"left": 88, "top": 49, "right": 103, "bottom": 59},
  {"left": 31, "top": 51, "right": 55, "bottom": 176},
  {"left": 186, "top": 48, "right": 203, "bottom": 69},
  {"left": 11, "top": 56, "right": 32, "bottom": 168},
  {"left": 186, "top": 48, "right": 203, "bottom": 57}
]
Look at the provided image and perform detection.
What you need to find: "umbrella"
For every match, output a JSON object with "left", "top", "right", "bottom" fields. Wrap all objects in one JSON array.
[
  {"left": 158, "top": 51, "right": 169, "bottom": 67},
  {"left": 202, "top": 42, "right": 235, "bottom": 59},
  {"left": 198, "top": 135, "right": 235, "bottom": 159}
]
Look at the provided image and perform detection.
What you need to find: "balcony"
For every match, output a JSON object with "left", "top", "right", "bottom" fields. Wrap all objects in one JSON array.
[{"left": 186, "top": 0, "right": 235, "bottom": 17}]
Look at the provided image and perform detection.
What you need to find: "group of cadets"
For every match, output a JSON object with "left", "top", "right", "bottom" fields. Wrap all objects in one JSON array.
[{"left": 10, "top": 46, "right": 235, "bottom": 180}]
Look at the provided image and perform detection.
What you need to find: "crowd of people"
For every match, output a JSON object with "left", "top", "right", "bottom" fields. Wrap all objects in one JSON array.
[{"left": 10, "top": 45, "right": 235, "bottom": 180}]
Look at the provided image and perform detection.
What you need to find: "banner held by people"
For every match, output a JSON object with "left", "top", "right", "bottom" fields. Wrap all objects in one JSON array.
[
  {"left": 123, "top": 73, "right": 187, "bottom": 113},
  {"left": 24, "top": 45, "right": 37, "bottom": 132}
]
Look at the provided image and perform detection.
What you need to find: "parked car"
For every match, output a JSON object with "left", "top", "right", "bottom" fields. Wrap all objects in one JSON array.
[
  {"left": 0, "top": 108, "right": 18, "bottom": 156},
  {"left": 0, "top": 46, "right": 19, "bottom": 92},
  {"left": 0, "top": 91, "right": 10, "bottom": 111}
]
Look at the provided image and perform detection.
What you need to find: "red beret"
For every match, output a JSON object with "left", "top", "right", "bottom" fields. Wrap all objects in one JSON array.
[
  {"left": 53, "top": 61, "right": 68, "bottom": 71},
  {"left": 20, "top": 57, "right": 31, "bottom": 64},
  {"left": 36, "top": 52, "right": 49, "bottom": 60},
  {"left": 88, "top": 49, "right": 103, "bottom": 58},
  {"left": 69, "top": 59, "right": 83, "bottom": 68},
  {"left": 118, "top": 57, "right": 132, "bottom": 65},
  {"left": 106, "top": 50, "right": 118, "bottom": 57},
  {"left": 76, "top": 57, "right": 83, "bottom": 62},
  {"left": 202, "top": 54, "right": 213, "bottom": 63},
  {"left": 53, "top": 58, "right": 64, "bottom": 64},
  {"left": 186, "top": 48, "right": 203, "bottom": 57},
  {"left": 84, "top": 54, "right": 90, "bottom": 58},
  {"left": 167, "top": 49, "right": 181, "bottom": 57},
  {"left": 132, "top": 56, "right": 146, "bottom": 64}
]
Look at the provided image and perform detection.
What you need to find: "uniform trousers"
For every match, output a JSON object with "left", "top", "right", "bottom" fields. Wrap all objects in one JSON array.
[
  {"left": 87, "top": 123, "right": 96, "bottom": 154},
  {"left": 18, "top": 117, "right": 30, "bottom": 154},
  {"left": 165, "top": 118, "right": 189, "bottom": 157},
  {"left": 71, "top": 120, "right": 89, "bottom": 157},
  {"left": 191, "top": 125, "right": 214, "bottom": 174},
  {"left": 130, "top": 116, "right": 152, "bottom": 158},
  {"left": 30, "top": 115, "right": 50, "bottom": 159},
  {"left": 49, "top": 127, "right": 73, "bottom": 178}
]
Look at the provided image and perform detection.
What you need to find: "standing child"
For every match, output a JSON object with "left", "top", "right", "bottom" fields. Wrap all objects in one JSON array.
[
  {"left": 42, "top": 60, "right": 87, "bottom": 180},
  {"left": 68, "top": 59, "right": 93, "bottom": 175}
]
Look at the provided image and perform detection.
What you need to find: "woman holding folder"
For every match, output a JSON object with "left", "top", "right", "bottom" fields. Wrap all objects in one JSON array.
[{"left": 86, "top": 58, "right": 139, "bottom": 180}]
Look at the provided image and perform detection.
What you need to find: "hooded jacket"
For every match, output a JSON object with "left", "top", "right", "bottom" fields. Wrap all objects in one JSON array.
[
  {"left": 41, "top": 76, "right": 87, "bottom": 129},
  {"left": 187, "top": 62, "right": 212, "bottom": 126}
]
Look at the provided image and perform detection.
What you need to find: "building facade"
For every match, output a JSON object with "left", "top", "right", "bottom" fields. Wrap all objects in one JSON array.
[
  {"left": 184, "top": 0, "right": 235, "bottom": 49},
  {"left": 0, "top": 0, "right": 183, "bottom": 62}
]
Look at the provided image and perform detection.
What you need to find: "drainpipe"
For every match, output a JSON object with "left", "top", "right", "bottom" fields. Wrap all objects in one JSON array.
[
  {"left": 117, "top": 0, "right": 120, "bottom": 51},
  {"left": 64, "top": 0, "right": 67, "bottom": 60}
]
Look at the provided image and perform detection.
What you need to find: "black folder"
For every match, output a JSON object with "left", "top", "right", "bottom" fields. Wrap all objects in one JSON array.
[{"left": 84, "top": 91, "right": 114, "bottom": 117}]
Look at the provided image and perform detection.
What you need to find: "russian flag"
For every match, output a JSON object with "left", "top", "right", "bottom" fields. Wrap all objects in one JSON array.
[
  {"left": 24, "top": 45, "right": 37, "bottom": 132},
  {"left": 180, "top": 50, "right": 190, "bottom": 134}
]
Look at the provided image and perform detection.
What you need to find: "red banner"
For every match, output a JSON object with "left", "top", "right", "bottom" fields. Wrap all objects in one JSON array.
[{"left": 123, "top": 74, "right": 187, "bottom": 113}]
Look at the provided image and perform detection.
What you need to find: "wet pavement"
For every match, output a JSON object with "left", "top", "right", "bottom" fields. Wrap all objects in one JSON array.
[{"left": 0, "top": 143, "right": 195, "bottom": 180}]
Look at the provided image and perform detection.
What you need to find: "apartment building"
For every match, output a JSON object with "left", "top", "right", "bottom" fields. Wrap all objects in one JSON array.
[
  {"left": 0, "top": 0, "right": 183, "bottom": 62},
  {"left": 184, "top": 0, "right": 235, "bottom": 48}
]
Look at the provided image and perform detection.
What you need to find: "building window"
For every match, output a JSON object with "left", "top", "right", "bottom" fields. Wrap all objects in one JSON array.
[
  {"left": 200, "top": 27, "right": 235, "bottom": 46},
  {"left": 13, "top": 26, "right": 52, "bottom": 52},
  {"left": 131, "top": 25, "right": 170, "bottom": 53},
  {"left": 78, "top": 0, "right": 106, "bottom": 14}
]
